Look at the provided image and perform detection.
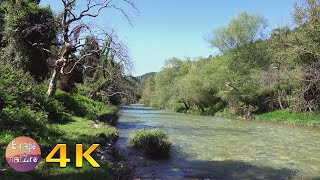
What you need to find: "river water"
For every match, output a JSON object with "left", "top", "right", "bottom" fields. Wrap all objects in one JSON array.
[{"left": 116, "top": 106, "right": 320, "bottom": 179}]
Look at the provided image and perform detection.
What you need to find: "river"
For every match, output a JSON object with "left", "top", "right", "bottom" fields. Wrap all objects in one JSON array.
[{"left": 116, "top": 106, "right": 320, "bottom": 179}]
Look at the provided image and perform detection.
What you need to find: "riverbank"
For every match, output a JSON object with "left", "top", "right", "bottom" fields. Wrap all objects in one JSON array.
[
  {"left": 0, "top": 92, "right": 133, "bottom": 179},
  {"left": 162, "top": 106, "right": 320, "bottom": 127}
]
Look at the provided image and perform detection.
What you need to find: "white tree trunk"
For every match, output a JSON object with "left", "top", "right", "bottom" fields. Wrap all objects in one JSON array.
[{"left": 47, "top": 68, "right": 60, "bottom": 97}]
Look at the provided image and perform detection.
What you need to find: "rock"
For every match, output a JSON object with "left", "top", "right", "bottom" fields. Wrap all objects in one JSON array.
[
  {"left": 91, "top": 123, "right": 102, "bottom": 129},
  {"left": 100, "top": 155, "right": 106, "bottom": 160}
]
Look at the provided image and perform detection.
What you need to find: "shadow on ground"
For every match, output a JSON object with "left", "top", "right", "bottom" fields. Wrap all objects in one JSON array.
[
  {"left": 120, "top": 106, "right": 154, "bottom": 111},
  {"left": 98, "top": 113, "right": 119, "bottom": 126}
]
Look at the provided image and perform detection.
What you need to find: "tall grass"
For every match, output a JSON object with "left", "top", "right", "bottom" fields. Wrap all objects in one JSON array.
[
  {"left": 129, "top": 129, "right": 172, "bottom": 157},
  {"left": 255, "top": 110, "right": 320, "bottom": 127}
]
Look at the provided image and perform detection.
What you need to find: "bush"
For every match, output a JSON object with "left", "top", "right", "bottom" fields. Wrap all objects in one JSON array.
[
  {"left": 208, "top": 101, "right": 227, "bottom": 114},
  {"left": 54, "top": 90, "right": 114, "bottom": 119},
  {"left": 0, "top": 106, "right": 58, "bottom": 139},
  {"left": 0, "top": 63, "right": 41, "bottom": 108},
  {"left": 0, "top": 63, "right": 70, "bottom": 124},
  {"left": 38, "top": 95, "right": 71, "bottom": 124},
  {"left": 129, "top": 129, "right": 172, "bottom": 157}
]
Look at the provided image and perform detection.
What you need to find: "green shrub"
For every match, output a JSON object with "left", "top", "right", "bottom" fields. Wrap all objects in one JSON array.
[
  {"left": 129, "top": 129, "right": 172, "bottom": 157},
  {"left": 54, "top": 90, "right": 114, "bottom": 119},
  {"left": 0, "top": 106, "right": 58, "bottom": 139},
  {"left": 38, "top": 96, "right": 71, "bottom": 124},
  {"left": 0, "top": 63, "right": 70, "bottom": 124},
  {"left": 0, "top": 63, "right": 40, "bottom": 108},
  {"left": 208, "top": 101, "right": 227, "bottom": 114},
  {"left": 215, "top": 108, "right": 235, "bottom": 118}
]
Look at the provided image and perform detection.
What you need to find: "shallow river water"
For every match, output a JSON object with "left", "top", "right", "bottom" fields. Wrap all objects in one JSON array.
[{"left": 116, "top": 106, "right": 320, "bottom": 179}]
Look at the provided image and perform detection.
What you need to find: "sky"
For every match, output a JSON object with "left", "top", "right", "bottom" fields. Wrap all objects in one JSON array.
[{"left": 40, "top": 0, "right": 298, "bottom": 76}]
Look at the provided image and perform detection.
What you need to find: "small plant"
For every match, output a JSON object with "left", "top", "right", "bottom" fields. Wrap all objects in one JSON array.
[{"left": 129, "top": 129, "right": 172, "bottom": 157}]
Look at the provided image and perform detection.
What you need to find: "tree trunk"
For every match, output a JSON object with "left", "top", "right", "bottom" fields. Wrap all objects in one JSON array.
[
  {"left": 183, "top": 102, "right": 189, "bottom": 109},
  {"left": 47, "top": 68, "right": 60, "bottom": 97},
  {"left": 278, "top": 91, "right": 284, "bottom": 109}
]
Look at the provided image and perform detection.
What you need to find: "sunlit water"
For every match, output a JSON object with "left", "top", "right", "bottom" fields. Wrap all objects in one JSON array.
[{"left": 116, "top": 106, "right": 320, "bottom": 179}]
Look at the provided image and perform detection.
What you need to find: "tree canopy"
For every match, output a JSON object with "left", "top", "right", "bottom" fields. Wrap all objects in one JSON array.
[{"left": 207, "top": 12, "right": 267, "bottom": 53}]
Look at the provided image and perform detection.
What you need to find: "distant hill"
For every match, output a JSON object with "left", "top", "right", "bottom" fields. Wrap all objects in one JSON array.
[{"left": 135, "top": 72, "right": 156, "bottom": 82}]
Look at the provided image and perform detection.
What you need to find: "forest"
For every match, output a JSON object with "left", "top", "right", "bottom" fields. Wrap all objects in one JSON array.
[
  {"left": 140, "top": 1, "right": 320, "bottom": 127},
  {"left": 0, "top": 0, "right": 138, "bottom": 178},
  {"left": 0, "top": 0, "right": 320, "bottom": 179}
]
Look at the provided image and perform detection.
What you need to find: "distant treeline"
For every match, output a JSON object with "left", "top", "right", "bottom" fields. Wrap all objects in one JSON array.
[{"left": 140, "top": 0, "right": 320, "bottom": 119}]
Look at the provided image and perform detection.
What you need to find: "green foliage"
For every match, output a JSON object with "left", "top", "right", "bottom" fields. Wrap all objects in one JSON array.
[
  {"left": 129, "top": 129, "right": 172, "bottom": 157},
  {"left": 54, "top": 90, "right": 114, "bottom": 120},
  {"left": 0, "top": 62, "right": 40, "bottom": 107},
  {"left": 255, "top": 110, "right": 320, "bottom": 127},
  {"left": 0, "top": 106, "right": 52, "bottom": 138},
  {"left": 0, "top": 61, "right": 118, "bottom": 178},
  {"left": 1, "top": 108, "right": 117, "bottom": 180},
  {"left": 0, "top": 0, "right": 57, "bottom": 81},
  {"left": 141, "top": 4, "right": 320, "bottom": 121},
  {"left": 206, "top": 101, "right": 227, "bottom": 115},
  {"left": 38, "top": 94, "right": 71, "bottom": 124},
  {"left": 0, "top": 62, "right": 71, "bottom": 123},
  {"left": 207, "top": 12, "right": 267, "bottom": 52}
]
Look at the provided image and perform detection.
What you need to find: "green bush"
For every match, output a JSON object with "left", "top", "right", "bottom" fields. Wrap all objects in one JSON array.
[
  {"left": 0, "top": 63, "right": 70, "bottom": 124},
  {"left": 208, "top": 101, "right": 227, "bottom": 114},
  {"left": 0, "top": 106, "right": 58, "bottom": 139},
  {"left": 215, "top": 108, "right": 235, "bottom": 118},
  {"left": 54, "top": 90, "right": 113, "bottom": 119},
  {"left": 129, "top": 129, "right": 172, "bottom": 157},
  {"left": 38, "top": 95, "right": 71, "bottom": 124},
  {"left": 0, "top": 63, "right": 40, "bottom": 108}
]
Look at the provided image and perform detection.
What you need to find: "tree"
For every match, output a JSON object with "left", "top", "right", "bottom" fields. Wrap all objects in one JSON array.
[
  {"left": 80, "top": 36, "right": 101, "bottom": 77},
  {"left": 276, "top": 0, "right": 320, "bottom": 112},
  {"left": 32, "top": 0, "right": 137, "bottom": 96},
  {"left": 75, "top": 32, "right": 136, "bottom": 105},
  {"left": 0, "top": 0, "right": 57, "bottom": 81},
  {"left": 206, "top": 12, "right": 270, "bottom": 117},
  {"left": 207, "top": 12, "right": 267, "bottom": 53},
  {"left": 174, "top": 60, "right": 218, "bottom": 111},
  {"left": 140, "top": 76, "right": 156, "bottom": 106}
]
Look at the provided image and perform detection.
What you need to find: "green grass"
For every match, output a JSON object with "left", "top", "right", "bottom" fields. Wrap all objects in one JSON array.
[
  {"left": 0, "top": 114, "right": 117, "bottom": 180},
  {"left": 56, "top": 116, "right": 116, "bottom": 138},
  {"left": 0, "top": 91, "right": 118, "bottom": 179},
  {"left": 129, "top": 129, "right": 172, "bottom": 157},
  {"left": 254, "top": 110, "right": 320, "bottom": 127}
]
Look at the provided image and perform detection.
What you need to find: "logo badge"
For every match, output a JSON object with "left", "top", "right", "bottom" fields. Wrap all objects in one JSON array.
[{"left": 5, "top": 136, "right": 41, "bottom": 172}]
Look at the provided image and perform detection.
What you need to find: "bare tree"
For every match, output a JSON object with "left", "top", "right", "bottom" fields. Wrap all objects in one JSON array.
[
  {"left": 81, "top": 31, "right": 137, "bottom": 104},
  {"left": 42, "top": 0, "right": 136, "bottom": 96}
]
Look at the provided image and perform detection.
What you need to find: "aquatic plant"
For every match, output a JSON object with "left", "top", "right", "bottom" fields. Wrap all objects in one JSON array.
[{"left": 129, "top": 129, "right": 172, "bottom": 157}]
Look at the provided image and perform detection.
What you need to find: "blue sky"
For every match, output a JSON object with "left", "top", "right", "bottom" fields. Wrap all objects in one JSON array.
[{"left": 40, "top": 0, "right": 297, "bottom": 76}]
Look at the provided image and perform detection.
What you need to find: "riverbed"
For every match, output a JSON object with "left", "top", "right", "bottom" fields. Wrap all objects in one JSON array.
[{"left": 116, "top": 106, "right": 320, "bottom": 179}]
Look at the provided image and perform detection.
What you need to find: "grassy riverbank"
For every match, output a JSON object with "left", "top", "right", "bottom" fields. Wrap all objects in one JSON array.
[
  {"left": 0, "top": 91, "right": 119, "bottom": 179},
  {"left": 170, "top": 105, "right": 320, "bottom": 127},
  {"left": 254, "top": 110, "right": 320, "bottom": 127}
]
